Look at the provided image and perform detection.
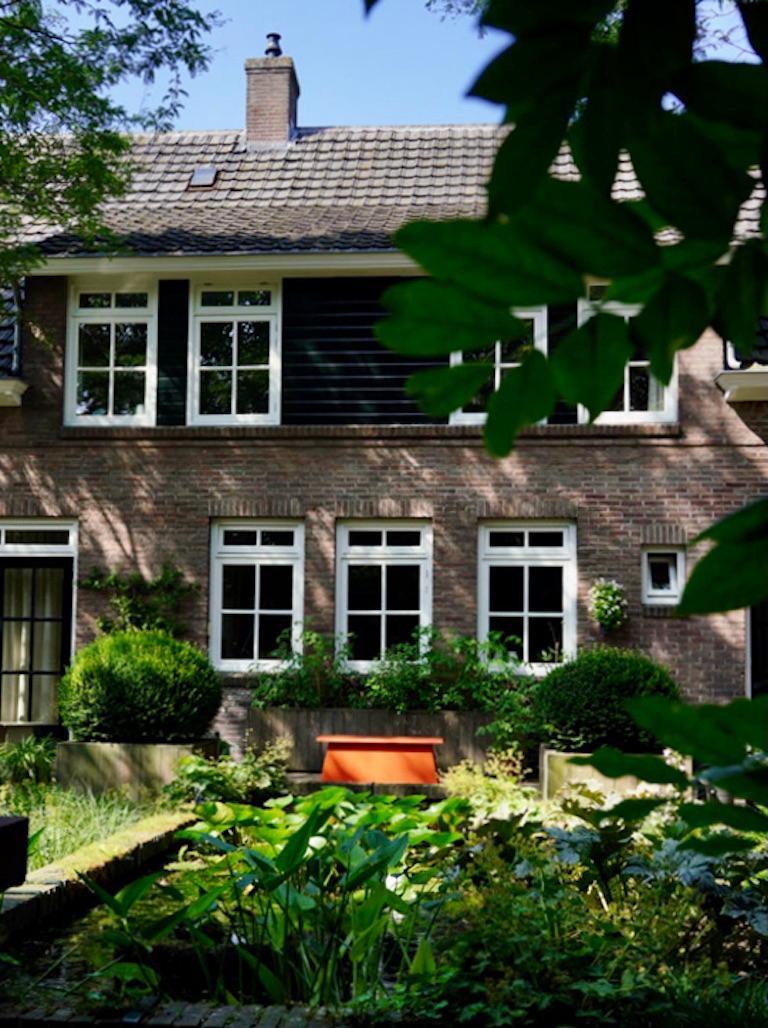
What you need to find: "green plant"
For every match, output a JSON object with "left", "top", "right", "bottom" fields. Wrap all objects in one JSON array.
[
  {"left": 250, "top": 630, "right": 355, "bottom": 709},
  {"left": 79, "top": 563, "right": 199, "bottom": 636},
  {"left": 588, "top": 578, "right": 628, "bottom": 631},
  {"left": 535, "top": 646, "right": 680, "bottom": 752},
  {"left": 164, "top": 738, "right": 290, "bottom": 804},
  {"left": 0, "top": 735, "right": 56, "bottom": 785},
  {"left": 59, "top": 630, "right": 221, "bottom": 743}
]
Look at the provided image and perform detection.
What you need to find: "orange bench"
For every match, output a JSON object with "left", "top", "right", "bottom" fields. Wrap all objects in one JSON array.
[{"left": 317, "top": 734, "right": 444, "bottom": 785}]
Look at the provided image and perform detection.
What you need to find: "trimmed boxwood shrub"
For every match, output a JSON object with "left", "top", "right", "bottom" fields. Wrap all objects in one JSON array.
[
  {"left": 59, "top": 630, "right": 222, "bottom": 743},
  {"left": 535, "top": 646, "right": 680, "bottom": 752}
]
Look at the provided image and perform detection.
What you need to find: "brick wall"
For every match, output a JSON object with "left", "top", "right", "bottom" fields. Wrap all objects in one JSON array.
[{"left": 2, "top": 276, "right": 766, "bottom": 749}]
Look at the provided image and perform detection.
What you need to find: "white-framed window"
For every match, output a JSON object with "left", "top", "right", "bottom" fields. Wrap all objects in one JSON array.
[
  {"left": 478, "top": 522, "right": 577, "bottom": 673},
  {"left": 449, "top": 307, "right": 547, "bottom": 425},
  {"left": 642, "top": 548, "right": 685, "bottom": 606},
  {"left": 65, "top": 282, "right": 157, "bottom": 426},
  {"left": 190, "top": 283, "right": 280, "bottom": 425},
  {"left": 209, "top": 520, "right": 303, "bottom": 672},
  {"left": 336, "top": 521, "right": 432, "bottom": 670},
  {"left": 0, "top": 520, "right": 77, "bottom": 724},
  {"left": 577, "top": 284, "right": 677, "bottom": 424}
]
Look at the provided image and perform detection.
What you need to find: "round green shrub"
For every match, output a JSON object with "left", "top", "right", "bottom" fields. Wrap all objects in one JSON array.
[
  {"left": 534, "top": 646, "right": 680, "bottom": 752},
  {"left": 59, "top": 630, "right": 222, "bottom": 743}
]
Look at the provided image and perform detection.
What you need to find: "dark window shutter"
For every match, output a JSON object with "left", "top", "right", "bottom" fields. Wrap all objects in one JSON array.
[
  {"left": 282, "top": 277, "right": 447, "bottom": 425},
  {"left": 156, "top": 280, "right": 189, "bottom": 426}
]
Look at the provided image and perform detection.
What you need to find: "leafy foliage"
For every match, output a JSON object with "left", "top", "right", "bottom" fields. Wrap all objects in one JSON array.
[
  {"left": 79, "top": 563, "right": 199, "bottom": 636},
  {"left": 366, "top": 0, "right": 768, "bottom": 615},
  {"left": 164, "top": 739, "right": 290, "bottom": 805},
  {"left": 0, "top": 0, "right": 220, "bottom": 287},
  {"left": 59, "top": 630, "right": 221, "bottom": 743},
  {"left": 0, "top": 735, "right": 56, "bottom": 785},
  {"left": 588, "top": 578, "right": 629, "bottom": 630},
  {"left": 536, "top": 646, "right": 680, "bottom": 751}
]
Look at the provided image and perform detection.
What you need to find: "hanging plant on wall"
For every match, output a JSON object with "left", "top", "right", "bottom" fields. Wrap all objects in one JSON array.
[{"left": 588, "top": 579, "right": 628, "bottom": 632}]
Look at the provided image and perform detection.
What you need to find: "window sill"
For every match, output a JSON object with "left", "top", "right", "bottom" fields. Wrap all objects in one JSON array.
[{"left": 57, "top": 422, "right": 683, "bottom": 443}]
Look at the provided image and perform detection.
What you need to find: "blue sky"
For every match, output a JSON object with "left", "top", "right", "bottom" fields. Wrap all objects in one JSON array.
[{"left": 120, "top": 0, "right": 508, "bottom": 130}]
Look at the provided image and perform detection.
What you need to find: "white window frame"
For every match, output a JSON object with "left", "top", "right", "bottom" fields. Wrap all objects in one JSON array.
[
  {"left": 577, "top": 296, "right": 678, "bottom": 424},
  {"left": 642, "top": 547, "right": 686, "bottom": 606},
  {"left": 335, "top": 520, "right": 433, "bottom": 672},
  {"left": 209, "top": 520, "right": 304, "bottom": 672},
  {"left": 0, "top": 519, "right": 78, "bottom": 725},
  {"left": 478, "top": 521, "right": 577, "bottom": 675},
  {"left": 189, "top": 282, "right": 280, "bottom": 426},
  {"left": 65, "top": 280, "right": 157, "bottom": 427},
  {"left": 449, "top": 307, "right": 548, "bottom": 425}
]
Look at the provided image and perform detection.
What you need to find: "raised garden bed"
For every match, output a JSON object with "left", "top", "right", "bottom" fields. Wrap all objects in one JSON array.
[{"left": 55, "top": 740, "right": 220, "bottom": 797}]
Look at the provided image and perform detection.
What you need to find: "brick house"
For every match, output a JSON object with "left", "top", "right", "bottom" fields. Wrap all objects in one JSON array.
[{"left": 0, "top": 43, "right": 766, "bottom": 749}]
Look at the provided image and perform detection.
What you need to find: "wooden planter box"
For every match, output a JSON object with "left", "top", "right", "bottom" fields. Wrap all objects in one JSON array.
[
  {"left": 247, "top": 708, "right": 492, "bottom": 773},
  {"left": 540, "top": 747, "right": 692, "bottom": 801},
  {"left": 55, "top": 739, "right": 220, "bottom": 798}
]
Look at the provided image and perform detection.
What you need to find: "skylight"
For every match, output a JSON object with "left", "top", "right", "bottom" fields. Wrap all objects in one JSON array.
[{"left": 188, "top": 166, "right": 218, "bottom": 189}]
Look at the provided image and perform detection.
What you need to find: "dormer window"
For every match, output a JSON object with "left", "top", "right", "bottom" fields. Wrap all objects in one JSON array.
[
  {"left": 189, "top": 283, "right": 280, "bottom": 425},
  {"left": 65, "top": 282, "right": 156, "bottom": 426}
]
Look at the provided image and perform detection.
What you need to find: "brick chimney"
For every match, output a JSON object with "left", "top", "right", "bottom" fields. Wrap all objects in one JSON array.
[{"left": 245, "top": 34, "right": 300, "bottom": 145}]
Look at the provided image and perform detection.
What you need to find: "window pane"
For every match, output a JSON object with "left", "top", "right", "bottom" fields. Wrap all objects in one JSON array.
[
  {"left": 238, "top": 321, "right": 270, "bottom": 365},
  {"left": 386, "top": 565, "right": 420, "bottom": 611},
  {"left": 113, "top": 371, "right": 145, "bottom": 415},
  {"left": 32, "top": 621, "right": 61, "bottom": 672},
  {"left": 529, "top": 531, "right": 564, "bottom": 547},
  {"left": 629, "top": 364, "right": 651, "bottom": 411},
  {"left": 528, "top": 566, "right": 563, "bottom": 613},
  {"left": 1, "top": 673, "right": 26, "bottom": 721},
  {"left": 488, "top": 531, "right": 524, "bottom": 548},
  {"left": 77, "top": 372, "right": 109, "bottom": 416},
  {"left": 238, "top": 289, "right": 271, "bottom": 307},
  {"left": 221, "top": 613, "right": 254, "bottom": 660},
  {"left": 348, "top": 564, "right": 381, "bottom": 610},
  {"left": 78, "top": 323, "right": 111, "bottom": 366},
  {"left": 348, "top": 530, "right": 382, "bottom": 546},
  {"left": 529, "top": 616, "right": 563, "bottom": 663},
  {"left": 200, "top": 370, "right": 232, "bottom": 415},
  {"left": 386, "top": 530, "right": 421, "bottom": 546},
  {"left": 34, "top": 568, "right": 63, "bottom": 617},
  {"left": 201, "top": 290, "right": 234, "bottom": 306},
  {"left": 114, "top": 323, "right": 147, "bottom": 366},
  {"left": 30, "top": 674, "right": 58, "bottom": 722},
  {"left": 258, "top": 614, "right": 291, "bottom": 658},
  {"left": 2, "top": 619, "right": 29, "bottom": 670},
  {"left": 488, "top": 616, "right": 523, "bottom": 659},
  {"left": 489, "top": 566, "right": 524, "bottom": 613},
  {"left": 114, "top": 292, "right": 148, "bottom": 308},
  {"left": 223, "top": 530, "right": 258, "bottom": 547},
  {"left": 649, "top": 554, "right": 675, "bottom": 591},
  {"left": 647, "top": 374, "right": 665, "bottom": 412},
  {"left": 200, "top": 322, "right": 233, "bottom": 366},
  {"left": 3, "top": 568, "right": 32, "bottom": 617},
  {"left": 79, "top": 292, "right": 111, "bottom": 309},
  {"left": 236, "top": 370, "right": 269, "bottom": 414},
  {"left": 222, "top": 565, "right": 255, "bottom": 610},
  {"left": 5, "top": 530, "right": 69, "bottom": 546},
  {"left": 260, "top": 565, "right": 293, "bottom": 610},
  {"left": 261, "top": 530, "right": 294, "bottom": 546},
  {"left": 386, "top": 614, "right": 419, "bottom": 650},
  {"left": 348, "top": 615, "right": 381, "bottom": 660}
]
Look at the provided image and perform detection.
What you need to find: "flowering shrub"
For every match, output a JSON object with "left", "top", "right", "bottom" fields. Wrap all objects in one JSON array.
[{"left": 588, "top": 578, "right": 628, "bottom": 630}]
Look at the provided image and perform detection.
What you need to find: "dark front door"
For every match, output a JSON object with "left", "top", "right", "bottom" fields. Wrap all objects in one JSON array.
[
  {"left": 750, "top": 600, "right": 768, "bottom": 698},
  {"left": 0, "top": 558, "right": 73, "bottom": 723}
]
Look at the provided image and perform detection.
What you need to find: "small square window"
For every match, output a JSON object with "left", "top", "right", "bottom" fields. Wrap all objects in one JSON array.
[{"left": 642, "top": 549, "right": 685, "bottom": 605}]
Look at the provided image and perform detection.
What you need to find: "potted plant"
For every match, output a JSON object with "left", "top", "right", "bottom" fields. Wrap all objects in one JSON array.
[
  {"left": 56, "top": 629, "right": 222, "bottom": 796},
  {"left": 534, "top": 646, "right": 681, "bottom": 799},
  {"left": 247, "top": 628, "right": 535, "bottom": 774},
  {"left": 588, "top": 579, "right": 629, "bottom": 632}
]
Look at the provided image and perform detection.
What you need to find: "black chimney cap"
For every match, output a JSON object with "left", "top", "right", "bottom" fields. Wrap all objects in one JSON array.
[{"left": 265, "top": 33, "right": 282, "bottom": 57}]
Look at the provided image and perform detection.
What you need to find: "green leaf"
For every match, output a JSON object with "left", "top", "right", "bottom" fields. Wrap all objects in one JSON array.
[
  {"left": 628, "top": 112, "right": 753, "bottom": 241},
  {"left": 484, "top": 351, "right": 556, "bottom": 455},
  {"left": 714, "top": 240, "right": 768, "bottom": 357},
  {"left": 405, "top": 363, "right": 492, "bottom": 417},
  {"left": 258, "top": 962, "right": 286, "bottom": 1003},
  {"left": 114, "top": 873, "right": 163, "bottom": 916},
  {"left": 550, "top": 314, "right": 632, "bottom": 420},
  {"left": 601, "top": 798, "right": 669, "bottom": 821},
  {"left": 570, "top": 45, "right": 622, "bottom": 196},
  {"left": 376, "top": 279, "right": 528, "bottom": 357},
  {"left": 392, "top": 219, "right": 584, "bottom": 306},
  {"left": 570, "top": 747, "right": 689, "bottom": 787},
  {"left": 681, "top": 833, "right": 757, "bottom": 856},
  {"left": 515, "top": 179, "right": 660, "bottom": 278},
  {"left": 693, "top": 498, "right": 768, "bottom": 545},
  {"left": 679, "top": 801, "right": 768, "bottom": 833},
  {"left": 674, "top": 61, "right": 768, "bottom": 133},
  {"left": 631, "top": 275, "right": 712, "bottom": 384},
  {"left": 275, "top": 806, "right": 329, "bottom": 874},
  {"left": 79, "top": 874, "right": 128, "bottom": 919},
  {"left": 409, "top": 937, "right": 437, "bottom": 979},
  {"left": 678, "top": 539, "right": 768, "bottom": 615}
]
